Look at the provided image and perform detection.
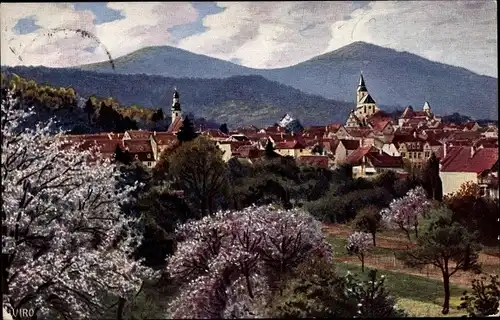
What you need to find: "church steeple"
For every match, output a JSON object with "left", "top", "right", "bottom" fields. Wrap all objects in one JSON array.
[
  {"left": 357, "top": 73, "right": 367, "bottom": 92},
  {"left": 171, "top": 88, "right": 182, "bottom": 125},
  {"left": 356, "top": 73, "right": 368, "bottom": 104}
]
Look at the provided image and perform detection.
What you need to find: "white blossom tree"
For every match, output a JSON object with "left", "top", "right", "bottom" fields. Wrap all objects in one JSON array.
[
  {"left": 380, "top": 186, "right": 432, "bottom": 243},
  {"left": 166, "top": 205, "right": 333, "bottom": 319},
  {"left": 1, "top": 88, "right": 157, "bottom": 319},
  {"left": 346, "top": 232, "right": 373, "bottom": 273}
]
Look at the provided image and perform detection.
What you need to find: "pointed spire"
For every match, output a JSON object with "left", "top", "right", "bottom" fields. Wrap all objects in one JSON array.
[
  {"left": 357, "top": 73, "right": 367, "bottom": 92},
  {"left": 423, "top": 101, "right": 431, "bottom": 110}
]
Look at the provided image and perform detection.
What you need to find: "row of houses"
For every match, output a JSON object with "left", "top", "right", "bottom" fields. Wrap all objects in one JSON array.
[{"left": 62, "top": 79, "right": 498, "bottom": 199}]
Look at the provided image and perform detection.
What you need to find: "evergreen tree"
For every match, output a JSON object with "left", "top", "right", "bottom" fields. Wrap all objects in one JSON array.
[
  {"left": 84, "top": 98, "right": 95, "bottom": 124},
  {"left": 421, "top": 152, "right": 443, "bottom": 201},
  {"left": 219, "top": 123, "right": 229, "bottom": 134},
  {"left": 114, "top": 144, "right": 132, "bottom": 165},
  {"left": 265, "top": 139, "right": 279, "bottom": 158},
  {"left": 176, "top": 116, "right": 198, "bottom": 143}
]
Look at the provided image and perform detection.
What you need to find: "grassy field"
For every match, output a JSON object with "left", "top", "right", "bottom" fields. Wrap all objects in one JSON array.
[
  {"left": 334, "top": 262, "right": 467, "bottom": 317},
  {"left": 322, "top": 224, "right": 495, "bottom": 317}
]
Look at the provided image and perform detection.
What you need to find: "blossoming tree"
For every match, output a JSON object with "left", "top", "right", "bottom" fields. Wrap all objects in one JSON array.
[
  {"left": 166, "top": 205, "right": 333, "bottom": 318},
  {"left": 1, "top": 88, "right": 156, "bottom": 319},
  {"left": 346, "top": 231, "right": 373, "bottom": 273},
  {"left": 379, "top": 186, "right": 431, "bottom": 243}
]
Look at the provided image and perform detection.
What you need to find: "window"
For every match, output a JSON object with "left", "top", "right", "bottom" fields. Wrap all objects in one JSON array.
[
  {"left": 134, "top": 154, "right": 139, "bottom": 160},
  {"left": 417, "top": 153, "right": 422, "bottom": 159},
  {"left": 300, "top": 149, "right": 303, "bottom": 152},
  {"left": 401, "top": 152, "right": 406, "bottom": 157},
  {"left": 425, "top": 151, "right": 430, "bottom": 158},
  {"left": 147, "top": 153, "right": 151, "bottom": 159},
  {"left": 409, "top": 152, "right": 413, "bottom": 159}
]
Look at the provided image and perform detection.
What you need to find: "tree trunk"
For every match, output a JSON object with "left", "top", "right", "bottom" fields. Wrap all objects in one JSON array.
[
  {"left": 117, "top": 297, "right": 126, "bottom": 320},
  {"left": 244, "top": 272, "right": 254, "bottom": 299},
  {"left": 414, "top": 223, "right": 419, "bottom": 240},
  {"left": 372, "top": 233, "right": 376, "bottom": 247},
  {"left": 441, "top": 271, "right": 451, "bottom": 315},
  {"left": 361, "top": 254, "right": 365, "bottom": 273}
]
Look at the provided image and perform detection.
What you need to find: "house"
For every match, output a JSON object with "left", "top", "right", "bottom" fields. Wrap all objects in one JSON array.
[
  {"left": 346, "top": 146, "right": 406, "bottom": 179},
  {"left": 274, "top": 140, "right": 308, "bottom": 158},
  {"left": 216, "top": 140, "right": 252, "bottom": 162},
  {"left": 393, "top": 134, "right": 428, "bottom": 169},
  {"left": 201, "top": 129, "right": 230, "bottom": 141},
  {"left": 325, "top": 124, "right": 349, "bottom": 139},
  {"left": 123, "top": 139, "right": 157, "bottom": 168},
  {"left": 151, "top": 132, "right": 177, "bottom": 154},
  {"left": 334, "top": 139, "right": 360, "bottom": 165},
  {"left": 439, "top": 145, "right": 498, "bottom": 198}
]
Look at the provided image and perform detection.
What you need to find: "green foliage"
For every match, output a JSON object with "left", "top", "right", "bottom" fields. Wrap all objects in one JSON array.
[
  {"left": 446, "top": 192, "right": 499, "bottom": 246},
  {"left": 421, "top": 152, "right": 443, "bottom": 202},
  {"left": 134, "top": 186, "right": 193, "bottom": 268},
  {"left": 459, "top": 274, "right": 500, "bottom": 317},
  {"left": 267, "top": 259, "right": 406, "bottom": 318},
  {"left": 344, "top": 270, "right": 408, "bottom": 318},
  {"left": 267, "top": 259, "right": 357, "bottom": 318},
  {"left": 168, "top": 137, "right": 227, "bottom": 216},
  {"left": 352, "top": 205, "right": 382, "bottom": 246},
  {"left": 396, "top": 206, "right": 482, "bottom": 315}
]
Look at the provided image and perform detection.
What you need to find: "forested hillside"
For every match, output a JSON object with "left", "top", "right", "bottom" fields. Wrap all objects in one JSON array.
[
  {"left": 0, "top": 73, "right": 219, "bottom": 134},
  {"left": 1, "top": 66, "right": 354, "bottom": 127}
]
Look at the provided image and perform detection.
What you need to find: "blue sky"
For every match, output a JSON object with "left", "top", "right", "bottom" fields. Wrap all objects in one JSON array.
[{"left": 1, "top": 1, "right": 497, "bottom": 77}]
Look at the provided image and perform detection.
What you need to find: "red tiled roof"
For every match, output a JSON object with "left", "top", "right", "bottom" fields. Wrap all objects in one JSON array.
[
  {"left": 322, "top": 139, "right": 340, "bottom": 154},
  {"left": 366, "top": 152, "right": 404, "bottom": 168},
  {"left": 370, "top": 119, "right": 392, "bottom": 132},
  {"left": 326, "top": 123, "right": 343, "bottom": 132},
  {"left": 202, "top": 129, "right": 230, "bottom": 139},
  {"left": 346, "top": 128, "right": 373, "bottom": 138},
  {"left": 152, "top": 132, "right": 177, "bottom": 146},
  {"left": 345, "top": 146, "right": 378, "bottom": 165},
  {"left": 340, "top": 139, "right": 361, "bottom": 150},
  {"left": 167, "top": 117, "right": 183, "bottom": 133},
  {"left": 297, "top": 155, "right": 329, "bottom": 168},
  {"left": 275, "top": 140, "right": 306, "bottom": 150},
  {"left": 440, "top": 146, "right": 498, "bottom": 173},
  {"left": 125, "top": 130, "right": 152, "bottom": 140}
]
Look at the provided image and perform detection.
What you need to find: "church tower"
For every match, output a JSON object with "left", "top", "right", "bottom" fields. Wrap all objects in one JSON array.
[
  {"left": 357, "top": 73, "right": 368, "bottom": 103},
  {"left": 354, "top": 73, "right": 379, "bottom": 122},
  {"left": 171, "top": 88, "right": 182, "bottom": 125}
]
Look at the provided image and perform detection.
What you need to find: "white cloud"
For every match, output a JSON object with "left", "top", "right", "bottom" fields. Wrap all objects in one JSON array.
[
  {"left": 178, "top": 1, "right": 357, "bottom": 68},
  {"left": 325, "top": 1, "right": 497, "bottom": 77},
  {"left": 1, "top": 1, "right": 497, "bottom": 77},
  {"left": 179, "top": 1, "right": 497, "bottom": 76},
  {"left": 0, "top": 2, "right": 198, "bottom": 67}
]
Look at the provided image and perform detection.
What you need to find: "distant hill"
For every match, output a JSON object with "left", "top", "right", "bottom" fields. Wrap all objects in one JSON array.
[
  {"left": 1, "top": 66, "right": 354, "bottom": 127},
  {"left": 76, "top": 41, "right": 498, "bottom": 120}
]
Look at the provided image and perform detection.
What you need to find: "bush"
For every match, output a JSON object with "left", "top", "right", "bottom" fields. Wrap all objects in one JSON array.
[{"left": 459, "top": 274, "right": 500, "bottom": 317}]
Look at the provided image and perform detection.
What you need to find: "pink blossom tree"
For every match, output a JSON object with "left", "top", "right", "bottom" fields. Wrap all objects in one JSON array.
[
  {"left": 346, "top": 232, "right": 373, "bottom": 273},
  {"left": 166, "top": 205, "right": 333, "bottom": 318},
  {"left": 1, "top": 88, "right": 157, "bottom": 319},
  {"left": 380, "top": 186, "right": 432, "bottom": 243}
]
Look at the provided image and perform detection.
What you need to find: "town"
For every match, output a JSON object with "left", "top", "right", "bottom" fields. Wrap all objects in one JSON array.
[
  {"left": 64, "top": 74, "right": 499, "bottom": 200},
  {"left": 2, "top": 2, "right": 498, "bottom": 318}
]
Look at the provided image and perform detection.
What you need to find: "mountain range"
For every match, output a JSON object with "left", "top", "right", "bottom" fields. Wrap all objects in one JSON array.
[{"left": 77, "top": 41, "right": 498, "bottom": 120}]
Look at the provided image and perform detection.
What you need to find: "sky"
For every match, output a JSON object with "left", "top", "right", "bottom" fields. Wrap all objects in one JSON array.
[{"left": 0, "top": 1, "right": 497, "bottom": 77}]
